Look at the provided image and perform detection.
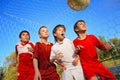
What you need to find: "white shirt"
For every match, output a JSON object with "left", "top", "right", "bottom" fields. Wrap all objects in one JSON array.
[
  {"left": 50, "top": 38, "right": 80, "bottom": 69},
  {"left": 16, "top": 42, "right": 34, "bottom": 55}
]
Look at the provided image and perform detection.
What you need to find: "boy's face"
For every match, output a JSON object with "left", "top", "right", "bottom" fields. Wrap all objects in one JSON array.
[
  {"left": 54, "top": 27, "right": 65, "bottom": 41},
  {"left": 39, "top": 27, "right": 49, "bottom": 38},
  {"left": 76, "top": 22, "right": 86, "bottom": 32},
  {"left": 20, "top": 32, "right": 30, "bottom": 43}
]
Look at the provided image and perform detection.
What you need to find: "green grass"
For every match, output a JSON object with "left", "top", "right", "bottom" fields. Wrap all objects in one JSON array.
[{"left": 102, "top": 59, "right": 120, "bottom": 68}]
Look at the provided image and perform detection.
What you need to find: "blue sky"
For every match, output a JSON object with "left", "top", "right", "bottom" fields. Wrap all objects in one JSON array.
[{"left": 0, "top": 0, "right": 120, "bottom": 66}]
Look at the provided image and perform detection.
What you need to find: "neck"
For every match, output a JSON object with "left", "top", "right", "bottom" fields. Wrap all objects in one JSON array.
[
  {"left": 40, "top": 38, "right": 48, "bottom": 43},
  {"left": 57, "top": 38, "right": 64, "bottom": 43},
  {"left": 21, "top": 41, "right": 28, "bottom": 44},
  {"left": 78, "top": 33, "right": 86, "bottom": 40}
]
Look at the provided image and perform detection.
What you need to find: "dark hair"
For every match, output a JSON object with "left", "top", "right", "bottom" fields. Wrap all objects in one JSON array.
[
  {"left": 38, "top": 26, "right": 47, "bottom": 34},
  {"left": 52, "top": 24, "right": 66, "bottom": 42},
  {"left": 74, "top": 20, "right": 86, "bottom": 35},
  {"left": 19, "top": 30, "right": 30, "bottom": 39}
]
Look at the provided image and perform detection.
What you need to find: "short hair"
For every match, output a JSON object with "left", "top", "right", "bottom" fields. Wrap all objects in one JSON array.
[
  {"left": 74, "top": 20, "right": 86, "bottom": 35},
  {"left": 19, "top": 30, "right": 30, "bottom": 39},
  {"left": 38, "top": 26, "right": 47, "bottom": 34},
  {"left": 52, "top": 24, "right": 66, "bottom": 42}
]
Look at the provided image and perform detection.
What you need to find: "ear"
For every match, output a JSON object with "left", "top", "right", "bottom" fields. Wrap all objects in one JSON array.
[
  {"left": 19, "top": 38, "right": 21, "bottom": 40},
  {"left": 38, "top": 34, "right": 41, "bottom": 38},
  {"left": 75, "top": 28, "right": 78, "bottom": 32},
  {"left": 54, "top": 33, "right": 57, "bottom": 37}
]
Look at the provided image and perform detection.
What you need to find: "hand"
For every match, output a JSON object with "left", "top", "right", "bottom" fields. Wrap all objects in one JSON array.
[
  {"left": 28, "top": 47, "right": 34, "bottom": 53},
  {"left": 75, "top": 45, "right": 84, "bottom": 54},
  {"left": 104, "top": 43, "right": 112, "bottom": 50},
  {"left": 54, "top": 53, "right": 63, "bottom": 60},
  {"left": 34, "top": 71, "right": 41, "bottom": 80},
  {"left": 60, "top": 64, "right": 67, "bottom": 71},
  {"left": 73, "top": 55, "right": 79, "bottom": 66},
  {"left": 76, "top": 45, "right": 84, "bottom": 50}
]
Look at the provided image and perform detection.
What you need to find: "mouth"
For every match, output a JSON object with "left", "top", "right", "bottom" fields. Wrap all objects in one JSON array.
[{"left": 61, "top": 33, "right": 64, "bottom": 36}]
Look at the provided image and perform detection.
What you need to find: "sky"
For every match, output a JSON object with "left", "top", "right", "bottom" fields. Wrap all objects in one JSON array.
[{"left": 0, "top": 0, "right": 120, "bottom": 66}]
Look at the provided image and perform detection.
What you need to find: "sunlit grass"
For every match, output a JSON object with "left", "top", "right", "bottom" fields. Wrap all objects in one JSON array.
[{"left": 102, "top": 59, "right": 120, "bottom": 68}]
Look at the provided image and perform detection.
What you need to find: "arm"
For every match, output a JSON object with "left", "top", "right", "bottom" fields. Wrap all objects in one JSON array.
[
  {"left": 100, "top": 43, "right": 112, "bottom": 50},
  {"left": 33, "top": 58, "right": 41, "bottom": 80},
  {"left": 13, "top": 52, "right": 18, "bottom": 67},
  {"left": 72, "top": 55, "right": 79, "bottom": 66},
  {"left": 28, "top": 42, "right": 35, "bottom": 53},
  {"left": 50, "top": 53, "right": 63, "bottom": 63},
  {"left": 33, "top": 43, "right": 41, "bottom": 80},
  {"left": 74, "top": 46, "right": 84, "bottom": 54},
  {"left": 50, "top": 49, "right": 66, "bottom": 70},
  {"left": 13, "top": 45, "right": 18, "bottom": 67},
  {"left": 28, "top": 47, "right": 34, "bottom": 53},
  {"left": 92, "top": 35, "right": 112, "bottom": 50},
  {"left": 55, "top": 61, "right": 66, "bottom": 70}
]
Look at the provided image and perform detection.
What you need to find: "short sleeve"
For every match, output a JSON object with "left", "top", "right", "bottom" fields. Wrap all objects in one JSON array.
[
  {"left": 92, "top": 35, "right": 104, "bottom": 49},
  {"left": 33, "top": 42, "right": 39, "bottom": 59},
  {"left": 29, "top": 42, "right": 35, "bottom": 49}
]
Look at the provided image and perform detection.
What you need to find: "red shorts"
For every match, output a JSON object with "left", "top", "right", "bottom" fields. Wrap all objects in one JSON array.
[
  {"left": 41, "top": 70, "right": 60, "bottom": 80},
  {"left": 17, "top": 70, "right": 34, "bottom": 80},
  {"left": 82, "top": 63, "right": 117, "bottom": 80}
]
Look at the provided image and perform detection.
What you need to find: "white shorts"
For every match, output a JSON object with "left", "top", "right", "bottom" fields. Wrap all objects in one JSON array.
[{"left": 62, "top": 67, "right": 85, "bottom": 80}]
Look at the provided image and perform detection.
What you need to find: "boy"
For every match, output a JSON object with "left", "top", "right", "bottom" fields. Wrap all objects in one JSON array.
[
  {"left": 50, "top": 24, "right": 85, "bottom": 80},
  {"left": 33, "top": 26, "right": 60, "bottom": 80},
  {"left": 73, "top": 20, "right": 117, "bottom": 80},
  {"left": 13, "top": 30, "right": 34, "bottom": 80}
]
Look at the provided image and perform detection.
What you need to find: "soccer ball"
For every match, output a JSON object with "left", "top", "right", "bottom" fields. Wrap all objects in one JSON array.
[{"left": 67, "top": 0, "right": 90, "bottom": 11}]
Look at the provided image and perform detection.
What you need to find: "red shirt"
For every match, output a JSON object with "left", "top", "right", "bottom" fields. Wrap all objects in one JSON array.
[
  {"left": 33, "top": 42, "right": 58, "bottom": 78},
  {"left": 15, "top": 42, "right": 34, "bottom": 72},
  {"left": 73, "top": 35, "right": 117, "bottom": 80},
  {"left": 73, "top": 35, "right": 104, "bottom": 66},
  {"left": 15, "top": 42, "right": 35, "bottom": 80}
]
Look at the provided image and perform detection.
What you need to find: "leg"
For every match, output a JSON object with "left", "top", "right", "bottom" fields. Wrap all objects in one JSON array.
[
  {"left": 71, "top": 68, "right": 85, "bottom": 80},
  {"left": 48, "top": 71, "right": 60, "bottom": 80},
  {"left": 99, "top": 75, "right": 106, "bottom": 80},
  {"left": 62, "top": 69, "right": 74, "bottom": 80},
  {"left": 89, "top": 76, "right": 98, "bottom": 80},
  {"left": 95, "top": 66, "right": 117, "bottom": 80}
]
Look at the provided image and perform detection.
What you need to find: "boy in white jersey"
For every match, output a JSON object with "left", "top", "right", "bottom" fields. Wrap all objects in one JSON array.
[
  {"left": 50, "top": 24, "right": 85, "bottom": 80},
  {"left": 13, "top": 30, "right": 34, "bottom": 80}
]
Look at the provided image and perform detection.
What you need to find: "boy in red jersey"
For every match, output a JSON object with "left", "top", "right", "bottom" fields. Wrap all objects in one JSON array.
[
  {"left": 73, "top": 20, "right": 117, "bottom": 80},
  {"left": 13, "top": 30, "right": 34, "bottom": 80},
  {"left": 33, "top": 26, "right": 60, "bottom": 80}
]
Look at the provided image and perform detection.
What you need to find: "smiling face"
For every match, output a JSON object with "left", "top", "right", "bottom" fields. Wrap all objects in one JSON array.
[{"left": 54, "top": 26, "right": 65, "bottom": 42}]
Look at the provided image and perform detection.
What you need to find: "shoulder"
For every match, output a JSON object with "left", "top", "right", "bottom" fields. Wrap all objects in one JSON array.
[
  {"left": 73, "top": 37, "right": 78, "bottom": 43},
  {"left": 15, "top": 43, "right": 20, "bottom": 47},
  {"left": 28, "top": 41, "right": 35, "bottom": 46},
  {"left": 51, "top": 43, "right": 58, "bottom": 49},
  {"left": 64, "top": 38, "right": 71, "bottom": 42},
  {"left": 48, "top": 42, "right": 53, "bottom": 45},
  {"left": 88, "top": 34, "right": 96, "bottom": 37},
  {"left": 27, "top": 41, "right": 35, "bottom": 48},
  {"left": 87, "top": 34, "right": 97, "bottom": 39},
  {"left": 35, "top": 42, "right": 41, "bottom": 45}
]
